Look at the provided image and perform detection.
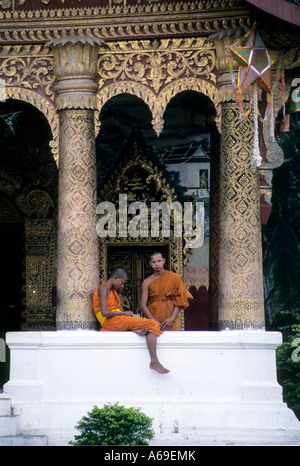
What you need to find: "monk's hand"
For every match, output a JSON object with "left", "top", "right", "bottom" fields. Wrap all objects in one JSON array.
[
  {"left": 123, "top": 311, "right": 134, "bottom": 317},
  {"left": 161, "top": 317, "right": 175, "bottom": 330}
]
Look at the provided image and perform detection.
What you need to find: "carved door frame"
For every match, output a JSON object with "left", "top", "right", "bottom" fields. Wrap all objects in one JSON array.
[
  {"left": 99, "top": 237, "right": 185, "bottom": 330},
  {"left": 97, "top": 131, "right": 187, "bottom": 329}
]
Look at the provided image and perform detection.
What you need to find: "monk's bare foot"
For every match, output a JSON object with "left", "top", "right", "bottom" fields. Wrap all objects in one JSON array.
[
  {"left": 132, "top": 328, "right": 148, "bottom": 336},
  {"left": 150, "top": 362, "right": 170, "bottom": 374}
]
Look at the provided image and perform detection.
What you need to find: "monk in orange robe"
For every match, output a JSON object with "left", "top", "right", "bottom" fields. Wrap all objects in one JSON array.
[
  {"left": 141, "top": 252, "right": 192, "bottom": 331},
  {"left": 93, "top": 267, "right": 169, "bottom": 374}
]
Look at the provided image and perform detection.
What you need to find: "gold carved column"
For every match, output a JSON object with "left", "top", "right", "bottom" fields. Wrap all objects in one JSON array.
[
  {"left": 215, "top": 35, "right": 265, "bottom": 330},
  {"left": 48, "top": 37, "right": 103, "bottom": 329}
]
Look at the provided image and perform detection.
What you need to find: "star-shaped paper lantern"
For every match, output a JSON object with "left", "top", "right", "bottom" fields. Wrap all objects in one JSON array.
[{"left": 230, "top": 26, "right": 280, "bottom": 93}]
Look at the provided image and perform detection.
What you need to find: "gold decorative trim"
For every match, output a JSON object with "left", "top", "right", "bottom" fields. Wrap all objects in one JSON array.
[
  {"left": 0, "top": 43, "right": 59, "bottom": 161},
  {"left": 0, "top": 35, "right": 222, "bottom": 166},
  {"left": 219, "top": 298, "right": 265, "bottom": 330},
  {"left": 158, "top": 78, "right": 221, "bottom": 133},
  {"left": 0, "top": 1, "right": 250, "bottom": 43},
  {"left": 97, "top": 38, "right": 221, "bottom": 134},
  {"left": 97, "top": 38, "right": 217, "bottom": 88},
  {"left": 97, "top": 78, "right": 221, "bottom": 136},
  {"left": 0, "top": 44, "right": 55, "bottom": 99}
]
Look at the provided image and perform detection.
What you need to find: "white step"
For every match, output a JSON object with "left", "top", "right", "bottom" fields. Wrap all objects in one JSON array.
[
  {"left": 0, "top": 395, "right": 48, "bottom": 445},
  {"left": 0, "top": 397, "right": 12, "bottom": 416},
  {"left": 0, "top": 415, "right": 18, "bottom": 436},
  {"left": 0, "top": 435, "right": 48, "bottom": 446},
  {"left": 0, "top": 395, "right": 18, "bottom": 436}
]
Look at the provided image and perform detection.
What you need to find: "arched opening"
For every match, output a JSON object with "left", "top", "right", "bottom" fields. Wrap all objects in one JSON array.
[
  {"left": 96, "top": 90, "right": 217, "bottom": 329},
  {"left": 0, "top": 98, "right": 58, "bottom": 386},
  {"left": 0, "top": 98, "right": 57, "bottom": 345},
  {"left": 96, "top": 93, "right": 156, "bottom": 188},
  {"left": 160, "top": 91, "right": 217, "bottom": 330}
]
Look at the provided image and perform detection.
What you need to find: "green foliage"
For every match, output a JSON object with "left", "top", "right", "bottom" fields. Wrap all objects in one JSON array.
[
  {"left": 263, "top": 112, "right": 300, "bottom": 327},
  {"left": 276, "top": 313, "right": 300, "bottom": 420},
  {"left": 263, "top": 113, "right": 300, "bottom": 421},
  {"left": 69, "top": 403, "right": 154, "bottom": 446}
]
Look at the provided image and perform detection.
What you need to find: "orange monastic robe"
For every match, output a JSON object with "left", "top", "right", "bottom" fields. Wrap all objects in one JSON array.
[
  {"left": 93, "top": 285, "right": 163, "bottom": 336},
  {"left": 148, "top": 270, "right": 192, "bottom": 330}
]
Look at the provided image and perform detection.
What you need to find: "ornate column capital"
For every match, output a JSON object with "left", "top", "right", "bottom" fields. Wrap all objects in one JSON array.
[
  {"left": 213, "top": 31, "right": 253, "bottom": 103},
  {"left": 213, "top": 33, "right": 238, "bottom": 102},
  {"left": 47, "top": 36, "right": 105, "bottom": 110}
]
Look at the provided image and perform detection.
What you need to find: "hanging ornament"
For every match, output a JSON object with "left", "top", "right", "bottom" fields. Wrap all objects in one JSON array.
[
  {"left": 231, "top": 25, "right": 280, "bottom": 93},
  {"left": 228, "top": 24, "right": 284, "bottom": 167},
  {"left": 252, "top": 82, "right": 262, "bottom": 167}
]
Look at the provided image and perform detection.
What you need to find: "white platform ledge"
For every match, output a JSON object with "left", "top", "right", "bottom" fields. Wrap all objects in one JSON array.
[{"left": 3, "top": 330, "right": 300, "bottom": 446}]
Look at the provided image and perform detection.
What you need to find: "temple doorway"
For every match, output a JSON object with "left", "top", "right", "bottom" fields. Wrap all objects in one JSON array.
[
  {"left": 96, "top": 91, "right": 217, "bottom": 330},
  {"left": 0, "top": 222, "right": 24, "bottom": 332},
  {"left": 0, "top": 221, "right": 25, "bottom": 388},
  {"left": 107, "top": 245, "right": 169, "bottom": 314},
  {"left": 0, "top": 99, "right": 58, "bottom": 332}
]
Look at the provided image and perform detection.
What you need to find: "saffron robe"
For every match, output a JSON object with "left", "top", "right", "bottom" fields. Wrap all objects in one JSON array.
[
  {"left": 148, "top": 270, "right": 192, "bottom": 330},
  {"left": 93, "top": 286, "right": 163, "bottom": 336}
]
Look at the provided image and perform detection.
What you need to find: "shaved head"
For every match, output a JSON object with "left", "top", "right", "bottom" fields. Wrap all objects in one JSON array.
[
  {"left": 150, "top": 251, "right": 164, "bottom": 260},
  {"left": 110, "top": 268, "right": 128, "bottom": 279}
]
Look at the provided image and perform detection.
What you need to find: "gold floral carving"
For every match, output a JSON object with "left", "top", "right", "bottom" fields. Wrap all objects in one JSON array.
[
  {"left": 0, "top": 45, "right": 55, "bottom": 99},
  {"left": 0, "top": 43, "right": 59, "bottom": 163},
  {"left": 97, "top": 38, "right": 216, "bottom": 89},
  {"left": 97, "top": 38, "right": 221, "bottom": 134},
  {"left": 1, "top": 36, "right": 221, "bottom": 164},
  {"left": 219, "top": 103, "right": 265, "bottom": 330}
]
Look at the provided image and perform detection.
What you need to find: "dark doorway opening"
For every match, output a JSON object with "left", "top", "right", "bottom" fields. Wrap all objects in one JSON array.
[{"left": 0, "top": 222, "right": 25, "bottom": 388}]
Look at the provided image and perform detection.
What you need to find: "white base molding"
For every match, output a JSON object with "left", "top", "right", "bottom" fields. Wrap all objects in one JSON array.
[{"left": 2, "top": 330, "right": 300, "bottom": 446}]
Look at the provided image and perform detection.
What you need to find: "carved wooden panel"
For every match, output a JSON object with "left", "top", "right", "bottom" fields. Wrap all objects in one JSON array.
[{"left": 107, "top": 245, "right": 169, "bottom": 314}]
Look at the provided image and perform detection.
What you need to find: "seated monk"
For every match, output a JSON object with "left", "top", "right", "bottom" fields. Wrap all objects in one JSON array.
[
  {"left": 141, "top": 252, "right": 192, "bottom": 331},
  {"left": 93, "top": 267, "right": 169, "bottom": 374}
]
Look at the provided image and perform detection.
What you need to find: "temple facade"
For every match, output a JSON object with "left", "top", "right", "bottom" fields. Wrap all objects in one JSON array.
[
  {"left": 1, "top": 0, "right": 300, "bottom": 446},
  {"left": 0, "top": 0, "right": 299, "bottom": 336}
]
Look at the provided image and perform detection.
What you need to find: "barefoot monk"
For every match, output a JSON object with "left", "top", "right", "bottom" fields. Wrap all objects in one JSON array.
[
  {"left": 93, "top": 268, "right": 169, "bottom": 374},
  {"left": 141, "top": 252, "right": 192, "bottom": 331}
]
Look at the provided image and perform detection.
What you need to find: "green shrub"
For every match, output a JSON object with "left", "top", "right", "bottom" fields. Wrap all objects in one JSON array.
[
  {"left": 70, "top": 403, "right": 154, "bottom": 446},
  {"left": 276, "top": 314, "right": 300, "bottom": 420}
]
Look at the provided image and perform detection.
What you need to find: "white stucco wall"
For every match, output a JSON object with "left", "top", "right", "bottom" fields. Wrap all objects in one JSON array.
[{"left": 2, "top": 330, "right": 300, "bottom": 445}]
